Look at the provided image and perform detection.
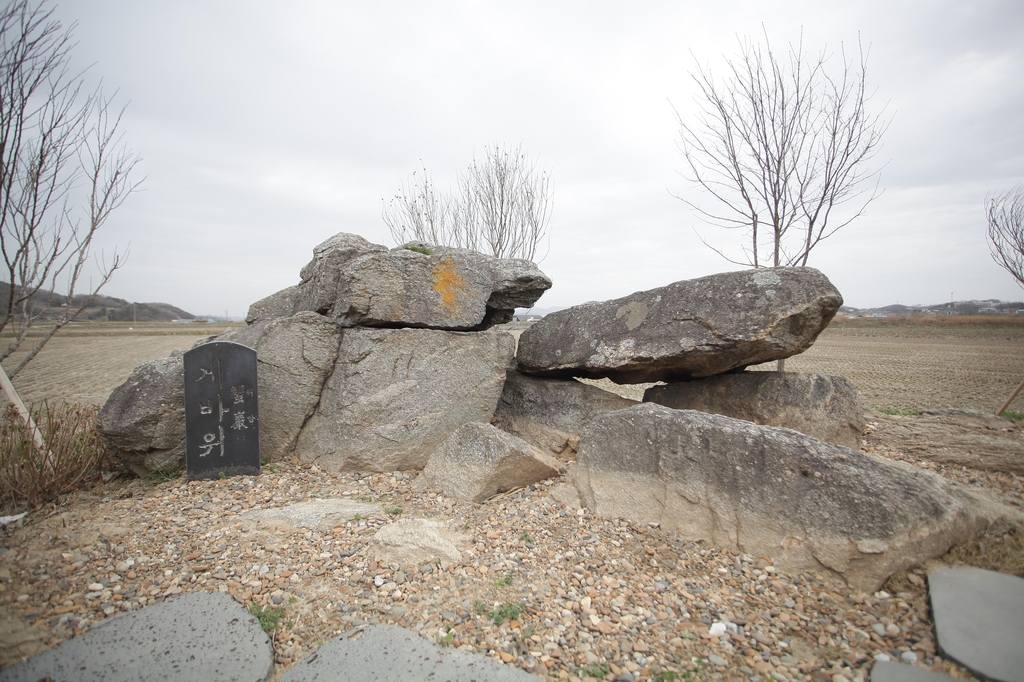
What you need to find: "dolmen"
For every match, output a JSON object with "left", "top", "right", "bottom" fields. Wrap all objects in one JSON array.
[{"left": 97, "top": 234, "right": 1015, "bottom": 592}]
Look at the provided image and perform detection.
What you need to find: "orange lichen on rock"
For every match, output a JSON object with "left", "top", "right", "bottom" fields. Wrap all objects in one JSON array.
[{"left": 432, "top": 256, "right": 467, "bottom": 315}]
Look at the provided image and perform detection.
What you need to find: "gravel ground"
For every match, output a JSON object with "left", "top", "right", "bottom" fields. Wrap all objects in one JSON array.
[{"left": 3, "top": 439, "right": 1020, "bottom": 682}]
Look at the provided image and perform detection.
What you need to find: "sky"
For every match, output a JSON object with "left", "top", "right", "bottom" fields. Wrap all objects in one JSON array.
[{"left": 40, "top": 0, "right": 1024, "bottom": 318}]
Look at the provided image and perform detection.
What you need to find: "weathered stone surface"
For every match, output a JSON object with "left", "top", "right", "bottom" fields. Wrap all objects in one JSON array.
[
  {"left": 295, "top": 328, "right": 515, "bottom": 473},
  {"left": 217, "top": 312, "right": 341, "bottom": 460},
  {"left": 644, "top": 372, "right": 864, "bottom": 447},
  {"left": 369, "top": 519, "right": 464, "bottom": 565},
  {"left": 573, "top": 403, "right": 990, "bottom": 591},
  {"left": 278, "top": 625, "right": 539, "bottom": 682},
  {"left": 0, "top": 592, "right": 274, "bottom": 682},
  {"left": 866, "top": 409, "right": 1024, "bottom": 475},
  {"left": 929, "top": 566, "right": 1024, "bottom": 682},
  {"left": 243, "top": 499, "right": 384, "bottom": 532},
  {"left": 97, "top": 355, "right": 186, "bottom": 477},
  {"left": 492, "top": 370, "right": 639, "bottom": 458},
  {"left": 517, "top": 267, "right": 841, "bottom": 383},
  {"left": 418, "top": 423, "right": 561, "bottom": 502},
  {"left": 246, "top": 233, "right": 551, "bottom": 330}
]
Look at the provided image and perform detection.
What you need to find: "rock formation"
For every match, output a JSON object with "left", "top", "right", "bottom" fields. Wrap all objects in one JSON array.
[
  {"left": 491, "top": 370, "right": 638, "bottom": 458},
  {"left": 516, "top": 267, "right": 841, "bottom": 383},
  {"left": 644, "top": 371, "right": 864, "bottom": 447},
  {"left": 572, "top": 403, "right": 989, "bottom": 591},
  {"left": 417, "top": 422, "right": 562, "bottom": 502}
]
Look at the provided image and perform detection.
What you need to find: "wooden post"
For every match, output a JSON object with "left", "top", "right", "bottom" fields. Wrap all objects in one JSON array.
[
  {"left": 997, "top": 376, "right": 1024, "bottom": 417},
  {"left": 0, "top": 362, "right": 49, "bottom": 456}
]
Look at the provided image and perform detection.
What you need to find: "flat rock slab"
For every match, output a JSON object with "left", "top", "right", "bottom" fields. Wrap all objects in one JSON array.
[
  {"left": 517, "top": 267, "right": 841, "bottom": 383},
  {"left": 870, "top": 661, "right": 956, "bottom": 682},
  {"left": 369, "top": 519, "right": 465, "bottom": 566},
  {"left": 243, "top": 499, "right": 384, "bottom": 531},
  {"left": 0, "top": 592, "right": 274, "bottom": 682},
  {"left": 929, "top": 566, "right": 1024, "bottom": 682},
  {"left": 277, "top": 624, "right": 539, "bottom": 681}
]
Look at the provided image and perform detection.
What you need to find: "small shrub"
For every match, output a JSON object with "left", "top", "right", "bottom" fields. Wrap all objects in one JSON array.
[
  {"left": 519, "top": 531, "right": 534, "bottom": 545},
  {"left": 249, "top": 601, "right": 286, "bottom": 633},
  {"left": 402, "top": 244, "right": 433, "bottom": 255},
  {"left": 488, "top": 602, "right": 521, "bottom": 625},
  {"left": 496, "top": 574, "right": 514, "bottom": 588},
  {"left": 383, "top": 504, "right": 403, "bottom": 516},
  {"left": 581, "top": 662, "right": 611, "bottom": 677},
  {"left": 0, "top": 402, "right": 111, "bottom": 514},
  {"left": 1002, "top": 410, "right": 1024, "bottom": 422}
]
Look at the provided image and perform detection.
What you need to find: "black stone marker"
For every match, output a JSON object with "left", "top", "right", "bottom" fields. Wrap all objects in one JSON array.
[{"left": 184, "top": 341, "right": 260, "bottom": 481}]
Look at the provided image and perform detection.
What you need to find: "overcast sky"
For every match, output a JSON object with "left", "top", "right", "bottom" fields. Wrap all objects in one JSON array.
[{"left": 45, "top": 0, "right": 1024, "bottom": 317}]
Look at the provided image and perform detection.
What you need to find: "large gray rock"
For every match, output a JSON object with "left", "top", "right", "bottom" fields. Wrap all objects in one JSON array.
[
  {"left": 573, "top": 403, "right": 989, "bottom": 591},
  {"left": 97, "top": 355, "right": 186, "bottom": 477},
  {"left": 517, "top": 267, "right": 841, "bottom": 383},
  {"left": 644, "top": 372, "right": 864, "bottom": 447},
  {"left": 278, "top": 624, "right": 538, "bottom": 682},
  {"left": 492, "top": 370, "right": 639, "bottom": 458},
  {"left": 418, "top": 423, "right": 562, "bottom": 502},
  {"left": 247, "top": 233, "right": 551, "bottom": 330},
  {"left": 0, "top": 592, "right": 274, "bottom": 682},
  {"left": 295, "top": 328, "right": 515, "bottom": 473},
  {"left": 243, "top": 499, "right": 385, "bottom": 531},
  {"left": 217, "top": 312, "right": 341, "bottom": 460}
]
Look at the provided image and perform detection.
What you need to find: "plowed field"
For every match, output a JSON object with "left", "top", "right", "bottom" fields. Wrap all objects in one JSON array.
[{"left": 4, "top": 318, "right": 1024, "bottom": 413}]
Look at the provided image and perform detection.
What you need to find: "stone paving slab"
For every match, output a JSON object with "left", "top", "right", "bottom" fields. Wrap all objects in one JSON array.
[
  {"left": 928, "top": 566, "right": 1024, "bottom": 682},
  {"left": 277, "top": 624, "right": 539, "bottom": 681},
  {"left": 870, "top": 660, "right": 956, "bottom": 682},
  {"left": 0, "top": 592, "right": 274, "bottom": 682}
]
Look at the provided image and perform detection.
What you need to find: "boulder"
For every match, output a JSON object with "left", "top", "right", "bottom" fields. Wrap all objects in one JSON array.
[
  {"left": 492, "top": 370, "right": 639, "bottom": 457},
  {"left": 247, "top": 233, "right": 551, "bottom": 330},
  {"left": 517, "top": 267, "right": 841, "bottom": 383},
  {"left": 644, "top": 372, "right": 864, "bottom": 447},
  {"left": 418, "top": 423, "right": 562, "bottom": 502},
  {"left": 217, "top": 312, "right": 342, "bottom": 460},
  {"left": 97, "top": 355, "right": 186, "bottom": 477},
  {"left": 295, "top": 328, "right": 515, "bottom": 473},
  {"left": 369, "top": 519, "right": 464, "bottom": 565},
  {"left": 573, "top": 403, "right": 989, "bottom": 591}
]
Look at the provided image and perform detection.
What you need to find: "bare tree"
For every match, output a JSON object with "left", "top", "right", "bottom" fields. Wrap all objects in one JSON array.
[
  {"left": 675, "top": 31, "right": 888, "bottom": 268},
  {"left": 986, "top": 184, "right": 1024, "bottom": 415},
  {"left": 383, "top": 143, "right": 551, "bottom": 261},
  {"left": 0, "top": 0, "right": 141, "bottom": 379},
  {"left": 987, "top": 184, "right": 1024, "bottom": 288}
]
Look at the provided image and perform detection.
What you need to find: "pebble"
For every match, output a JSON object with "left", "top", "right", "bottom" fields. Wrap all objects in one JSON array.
[{"left": 0, "top": 455, "right": 1007, "bottom": 681}]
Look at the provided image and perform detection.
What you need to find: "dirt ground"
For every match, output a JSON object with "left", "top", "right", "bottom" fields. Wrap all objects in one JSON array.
[{"left": 5, "top": 319, "right": 1024, "bottom": 414}]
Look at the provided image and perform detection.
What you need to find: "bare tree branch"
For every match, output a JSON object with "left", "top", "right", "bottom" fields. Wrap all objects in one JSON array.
[
  {"left": 675, "top": 29, "right": 888, "bottom": 268},
  {"left": 0, "top": 0, "right": 141, "bottom": 377},
  {"left": 382, "top": 143, "right": 551, "bottom": 261},
  {"left": 987, "top": 184, "right": 1024, "bottom": 290}
]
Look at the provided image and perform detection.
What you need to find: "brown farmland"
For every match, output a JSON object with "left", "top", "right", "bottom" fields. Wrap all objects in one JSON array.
[{"left": 4, "top": 317, "right": 1024, "bottom": 414}]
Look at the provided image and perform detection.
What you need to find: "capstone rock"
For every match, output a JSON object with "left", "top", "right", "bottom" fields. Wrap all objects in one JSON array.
[
  {"left": 492, "top": 370, "right": 639, "bottom": 457},
  {"left": 97, "top": 355, "right": 186, "bottom": 477},
  {"left": 295, "top": 327, "right": 515, "bottom": 473},
  {"left": 517, "top": 267, "right": 841, "bottom": 383},
  {"left": 418, "top": 422, "right": 562, "bottom": 502},
  {"left": 573, "top": 402, "right": 991, "bottom": 591},
  {"left": 247, "top": 233, "right": 551, "bottom": 330},
  {"left": 644, "top": 371, "right": 864, "bottom": 447}
]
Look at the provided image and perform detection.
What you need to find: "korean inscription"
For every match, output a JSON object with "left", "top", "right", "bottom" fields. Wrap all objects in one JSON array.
[{"left": 183, "top": 341, "right": 260, "bottom": 480}]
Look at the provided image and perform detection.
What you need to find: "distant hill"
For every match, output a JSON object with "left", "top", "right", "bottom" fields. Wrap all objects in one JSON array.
[
  {"left": 841, "top": 299, "right": 1024, "bottom": 317},
  {"left": 0, "top": 282, "right": 196, "bottom": 322}
]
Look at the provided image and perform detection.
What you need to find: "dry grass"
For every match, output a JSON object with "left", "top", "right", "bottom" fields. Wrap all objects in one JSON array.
[{"left": 0, "top": 402, "right": 112, "bottom": 514}]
